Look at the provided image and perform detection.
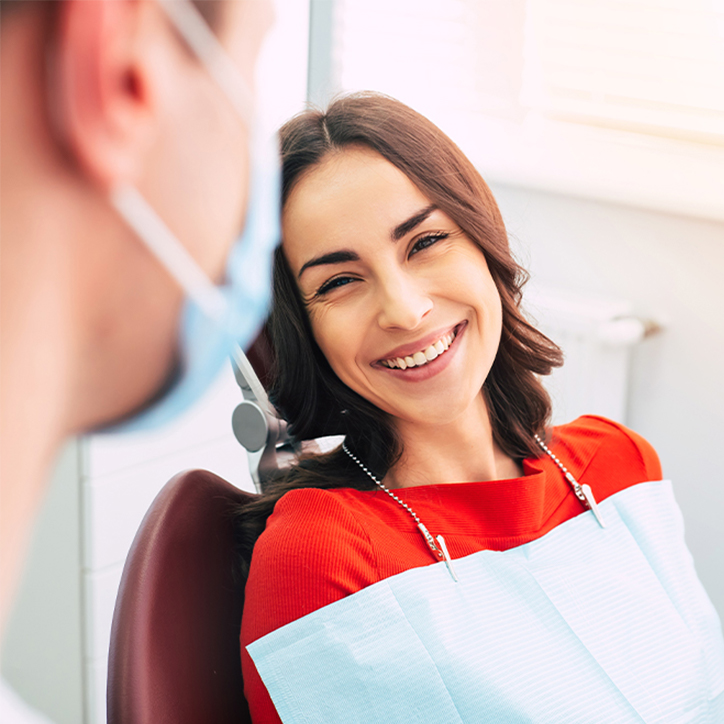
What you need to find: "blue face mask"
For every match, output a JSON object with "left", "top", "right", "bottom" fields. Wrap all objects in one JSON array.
[{"left": 105, "top": 0, "right": 280, "bottom": 434}]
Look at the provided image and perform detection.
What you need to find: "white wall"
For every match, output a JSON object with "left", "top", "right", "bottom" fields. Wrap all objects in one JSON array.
[
  {"left": 492, "top": 181, "right": 724, "bottom": 618},
  {"left": 1, "top": 442, "right": 84, "bottom": 724}
]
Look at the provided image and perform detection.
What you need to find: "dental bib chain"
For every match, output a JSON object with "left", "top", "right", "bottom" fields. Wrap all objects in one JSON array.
[
  {"left": 342, "top": 443, "right": 459, "bottom": 582},
  {"left": 534, "top": 434, "right": 606, "bottom": 528},
  {"left": 343, "top": 434, "right": 606, "bottom": 583}
]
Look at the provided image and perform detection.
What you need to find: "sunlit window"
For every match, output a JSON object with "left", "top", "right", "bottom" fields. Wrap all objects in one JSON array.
[
  {"left": 523, "top": 0, "right": 724, "bottom": 144},
  {"left": 336, "top": 0, "right": 724, "bottom": 143},
  {"left": 330, "top": 0, "right": 724, "bottom": 218}
]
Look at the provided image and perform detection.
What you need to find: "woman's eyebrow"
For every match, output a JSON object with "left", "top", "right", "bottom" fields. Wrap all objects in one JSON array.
[
  {"left": 391, "top": 204, "right": 437, "bottom": 241},
  {"left": 297, "top": 250, "right": 360, "bottom": 279},
  {"left": 297, "top": 204, "right": 437, "bottom": 280}
]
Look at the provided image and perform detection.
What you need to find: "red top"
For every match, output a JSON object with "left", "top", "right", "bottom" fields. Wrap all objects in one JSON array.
[{"left": 240, "top": 415, "right": 662, "bottom": 723}]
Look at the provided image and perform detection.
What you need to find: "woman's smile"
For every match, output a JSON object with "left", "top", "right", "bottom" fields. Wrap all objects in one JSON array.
[
  {"left": 282, "top": 145, "right": 503, "bottom": 427},
  {"left": 374, "top": 321, "right": 466, "bottom": 383}
]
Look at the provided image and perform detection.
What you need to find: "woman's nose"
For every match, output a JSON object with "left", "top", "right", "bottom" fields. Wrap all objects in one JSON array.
[{"left": 375, "top": 273, "right": 433, "bottom": 331}]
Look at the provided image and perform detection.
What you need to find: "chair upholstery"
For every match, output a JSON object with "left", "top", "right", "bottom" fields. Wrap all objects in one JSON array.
[{"left": 107, "top": 469, "right": 255, "bottom": 724}]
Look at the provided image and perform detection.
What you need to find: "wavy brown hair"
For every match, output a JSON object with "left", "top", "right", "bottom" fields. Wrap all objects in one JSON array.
[{"left": 234, "top": 93, "right": 563, "bottom": 579}]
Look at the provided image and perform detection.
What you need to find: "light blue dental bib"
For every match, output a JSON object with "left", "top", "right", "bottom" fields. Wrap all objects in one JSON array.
[{"left": 248, "top": 481, "right": 724, "bottom": 723}]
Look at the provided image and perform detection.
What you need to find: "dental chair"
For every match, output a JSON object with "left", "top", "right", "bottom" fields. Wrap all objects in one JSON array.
[
  {"left": 106, "top": 468, "right": 255, "bottom": 724},
  {"left": 107, "top": 334, "right": 294, "bottom": 723}
]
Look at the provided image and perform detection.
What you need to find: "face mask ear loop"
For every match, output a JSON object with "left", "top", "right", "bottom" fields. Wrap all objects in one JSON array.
[
  {"left": 110, "top": 182, "right": 227, "bottom": 321},
  {"left": 156, "top": 0, "right": 255, "bottom": 125},
  {"left": 111, "top": 0, "right": 257, "bottom": 324}
]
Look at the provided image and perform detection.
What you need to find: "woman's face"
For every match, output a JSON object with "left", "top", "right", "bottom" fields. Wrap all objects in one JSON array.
[{"left": 282, "top": 146, "right": 503, "bottom": 429}]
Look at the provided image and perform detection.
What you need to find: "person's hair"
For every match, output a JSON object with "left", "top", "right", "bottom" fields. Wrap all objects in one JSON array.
[{"left": 234, "top": 92, "right": 563, "bottom": 580}]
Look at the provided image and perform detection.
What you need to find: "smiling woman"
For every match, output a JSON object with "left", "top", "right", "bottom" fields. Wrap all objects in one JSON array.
[
  {"left": 285, "top": 146, "right": 506, "bottom": 450},
  {"left": 267, "top": 94, "right": 563, "bottom": 466},
  {"left": 235, "top": 93, "right": 724, "bottom": 724}
]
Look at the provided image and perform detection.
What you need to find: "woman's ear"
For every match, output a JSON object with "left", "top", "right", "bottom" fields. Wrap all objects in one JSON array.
[{"left": 54, "top": 0, "right": 156, "bottom": 186}]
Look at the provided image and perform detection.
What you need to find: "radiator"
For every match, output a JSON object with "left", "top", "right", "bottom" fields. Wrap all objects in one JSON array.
[{"left": 522, "top": 286, "right": 658, "bottom": 427}]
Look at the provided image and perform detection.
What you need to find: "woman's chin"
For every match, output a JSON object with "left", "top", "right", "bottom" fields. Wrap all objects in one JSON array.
[{"left": 380, "top": 387, "right": 490, "bottom": 434}]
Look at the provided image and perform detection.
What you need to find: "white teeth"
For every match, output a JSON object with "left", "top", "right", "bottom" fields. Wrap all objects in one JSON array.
[
  {"left": 424, "top": 345, "right": 438, "bottom": 361},
  {"left": 382, "top": 329, "right": 457, "bottom": 370}
]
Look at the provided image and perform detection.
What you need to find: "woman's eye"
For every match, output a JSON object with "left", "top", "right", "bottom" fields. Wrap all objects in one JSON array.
[
  {"left": 409, "top": 232, "right": 449, "bottom": 257},
  {"left": 316, "top": 276, "right": 357, "bottom": 297}
]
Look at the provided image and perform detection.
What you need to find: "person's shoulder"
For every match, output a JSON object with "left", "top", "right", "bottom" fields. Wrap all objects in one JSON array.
[
  {"left": 551, "top": 415, "right": 663, "bottom": 497},
  {"left": 263, "top": 485, "right": 370, "bottom": 541},
  {"left": 243, "top": 486, "right": 378, "bottom": 638},
  {"left": 251, "top": 486, "right": 373, "bottom": 570}
]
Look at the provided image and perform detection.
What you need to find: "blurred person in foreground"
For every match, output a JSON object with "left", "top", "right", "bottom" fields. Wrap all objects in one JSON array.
[{"left": 0, "top": 1, "right": 279, "bottom": 720}]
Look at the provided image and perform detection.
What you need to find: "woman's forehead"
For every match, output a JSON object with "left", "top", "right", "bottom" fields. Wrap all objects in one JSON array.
[
  {"left": 287, "top": 146, "right": 421, "bottom": 207},
  {"left": 282, "top": 147, "right": 432, "bottom": 268}
]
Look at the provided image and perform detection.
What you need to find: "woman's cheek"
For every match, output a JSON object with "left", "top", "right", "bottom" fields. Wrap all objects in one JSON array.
[{"left": 312, "top": 313, "right": 349, "bottom": 369}]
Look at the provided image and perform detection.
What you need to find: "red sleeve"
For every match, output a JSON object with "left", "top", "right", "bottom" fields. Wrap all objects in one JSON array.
[{"left": 240, "top": 487, "right": 378, "bottom": 724}]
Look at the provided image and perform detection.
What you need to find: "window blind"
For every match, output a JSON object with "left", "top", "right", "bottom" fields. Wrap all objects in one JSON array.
[
  {"left": 523, "top": 0, "right": 724, "bottom": 143},
  {"left": 335, "top": 0, "right": 724, "bottom": 144}
]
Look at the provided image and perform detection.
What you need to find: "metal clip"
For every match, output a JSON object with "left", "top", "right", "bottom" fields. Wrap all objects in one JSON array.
[
  {"left": 418, "top": 523, "right": 441, "bottom": 556},
  {"left": 581, "top": 483, "right": 606, "bottom": 528},
  {"left": 435, "top": 534, "right": 459, "bottom": 583},
  {"left": 417, "top": 525, "right": 458, "bottom": 581}
]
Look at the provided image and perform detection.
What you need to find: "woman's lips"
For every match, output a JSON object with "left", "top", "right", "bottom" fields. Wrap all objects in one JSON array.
[
  {"left": 374, "top": 322, "right": 467, "bottom": 381},
  {"left": 380, "top": 329, "right": 457, "bottom": 370}
]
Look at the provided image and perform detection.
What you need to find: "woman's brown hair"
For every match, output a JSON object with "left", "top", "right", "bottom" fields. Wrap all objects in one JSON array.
[{"left": 234, "top": 92, "right": 563, "bottom": 579}]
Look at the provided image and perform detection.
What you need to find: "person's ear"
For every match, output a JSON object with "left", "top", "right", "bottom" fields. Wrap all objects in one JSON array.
[{"left": 54, "top": 0, "right": 157, "bottom": 187}]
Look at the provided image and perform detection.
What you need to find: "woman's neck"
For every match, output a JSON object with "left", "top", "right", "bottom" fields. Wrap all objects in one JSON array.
[{"left": 384, "top": 394, "right": 523, "bottom": 489}]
